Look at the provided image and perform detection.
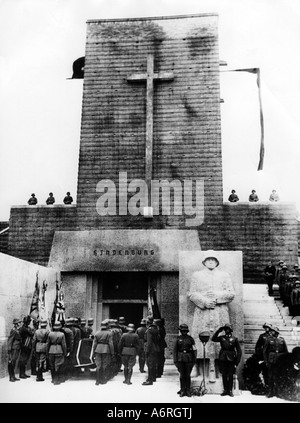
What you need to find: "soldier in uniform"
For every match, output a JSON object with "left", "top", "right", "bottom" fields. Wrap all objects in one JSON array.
[
  {"left": 86, "top": 318, "right": 94, "bottom": 338},
  {"left": 136, "top": 318, "right": 147, "bottom": 373},
  {"left": 119, "top": 323, "right": 140, "bottom": 385},
  {"left": 46, "top": 192, "right": 55, "bottom": 205},
  {"left": 108, "top": 319, "right": 122, "bottom": 378},
  {"left": 18, "top": 315, "right": 34, "bottom": 378},
  {"left": 212, "top": 323, "right": 242, "bottom": 397},
  {"left": 118, "top": 316, "right": 127, "bottom": 334},
  {"left": 80, "top": 318, "right": 88, "bottom": 339},
  {"left": 27, "top": 193, "right": 38, "bottom": 205},
  {"left": 142, "top": 316, "right": 160, "bottom": 386},
  {"left": 46, "top": 321, "right": 67, "bottom": 385},
  {"left": 249, "top": 189, "right": 259, "bottom": 202},
  {"left": 290, "top": 280, "right": 300, "bottom": 316},
  {"left": 60, "top": 318, "right": 74, "bottom": 382},
  {"left": 92, "top": 320, "right": 114, "bottom": 385},
  {"left": 228, "top": 189, "right": 239, "bottom": 202},
  {"left": 63, "top": 191, "right": 73, "bottom": 205},
  {"left": 254, "top": 322, "right": 273, "bottom": 388},
  {"left": 32, "top": 319, "right": 50, "bottom": 382},
  {"left": 173, "top": 323, "right": 196, "bottom": 397},
  {"left": 7, "top": 318, "right": 22, "bottom": 382},
  {"left": 263, "top": 326, "right": 289, "bottom": 398},
  {"left": 154, "top": 318, "right": 167, "bottom": 378}
]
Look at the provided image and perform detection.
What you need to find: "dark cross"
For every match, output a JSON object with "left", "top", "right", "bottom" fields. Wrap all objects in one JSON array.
[{"left": 127, "top": 54, "right": 174, "bottom": 205}]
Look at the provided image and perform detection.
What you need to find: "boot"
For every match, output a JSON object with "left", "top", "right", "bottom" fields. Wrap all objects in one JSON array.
[
  {"left": 127, "top": 369, "right": 133, "bottom": 385},
  {"left": 95, "top": 368, "right": 100, "bottom": 385},
  {"left": 19, "top": 365, "right": 28, "bottom": 379},
  {"left": 36, "top": 368, "right": 44, "bottom": 382},
  {"left": 123, "top": 368, "right": 128, "bottom": 384},
  {"left": 53, "top": 371, "right": 61, "bottom": 385},
  {"left": 8, "top": 362, "right": 18, "bottom": 382},
  {"left": 50, "top": 369, "right": 55, "bottom": 383}
]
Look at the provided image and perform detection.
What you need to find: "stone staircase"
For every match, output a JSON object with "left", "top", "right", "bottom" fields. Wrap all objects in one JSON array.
[{"left": 243, "top": 283, "right": 300, "bottom": 360}]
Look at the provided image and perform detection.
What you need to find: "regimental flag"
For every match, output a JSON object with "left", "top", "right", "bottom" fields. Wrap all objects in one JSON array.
[
  {"left": 30, "top": 272, "right": 40, "bottom": 321},
  {"left": 39, "top": 280, "right": 48, "bottom": 324},
  {"left": 51, "top": 278, "right": 66, "bottom": 327},
  {"left": 222, "top": 67, "right": 264, "bottom": 171},
  {"left": 149, "top": 286, "right": 161, "bottom": 320}
]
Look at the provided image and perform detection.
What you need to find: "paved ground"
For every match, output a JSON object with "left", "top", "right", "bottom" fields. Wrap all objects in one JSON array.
[{"left": 0, "top": 361, "right": 295, "bottom": 404}]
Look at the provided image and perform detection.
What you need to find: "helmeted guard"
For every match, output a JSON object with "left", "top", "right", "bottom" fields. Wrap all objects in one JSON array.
[
  {"left": 118, "top": 316, "right": 127, "bottom": 334},
  {"left": 7, "top": 318, "right": 22, "bottom": 382},
  {"left": 290, "top": 280, "right": 300, "bottom": 316},
  {"left": 212, "top": 323, "right": 242, "bottom": 397},
  {"left": 46, "top": 321, "right": 67, "bottom": 385},
  {"left": 263, "top": 326, "right": 288, "bottom": 398},
  {"left": 142, "top": 316, "right": 160, "bottom": 386},
  {"left": 27, "top": 193, "right": 38, "bottom": 205},
  {"left": 108, "top": 319, "right": 122, "bottom": 378},
  {"left": 60, "top": 318, "right": 74, "bottom": 381},
  {"left": 254, "top": 322, "right": 273, "bottom": 388},
  {"left": 136, "top": 318, "right": 147, "bottom": 373},
  {"left": 173, "top": 323, "right": 196, "bottom": 397},
  {"left": 119, "top": 323, "right": 140, "bottom": 385},
  {"left": 154, "top": 318, "right": 167, "bottom": 378},
  {"left": 18, "top": 315, "right": 34, "bottom": 378},
  {"left": 63, "top": 192, "right": 73, "bottom": 205},
  {"left": 92, "top": 320, "right": 114, "bottom": 385},
  {"left": 32, "top": 319, "right": 50, "bottom": 382},
  {"left": 70, "top": 317, "right": 81, "bottom": 375},
  {"left": 80, "top": 318, "right": 88, "bottom": 339}
]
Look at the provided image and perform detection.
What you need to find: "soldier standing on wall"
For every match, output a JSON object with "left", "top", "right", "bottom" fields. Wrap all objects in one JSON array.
[
  {"left": 63, "top": 192, "right": 73, "bottom": 205},
  {"left": 46, "top": 192, "right": 55, "bottom": 205},
  {"left": 27, "top": 193, "right": 38, "bottom": 205},
  {"left": 7, "top": 318, "right": 22, "bottom": 382},
  {"left": 173, "top": 323, "right": 196, "bottom": 397}
]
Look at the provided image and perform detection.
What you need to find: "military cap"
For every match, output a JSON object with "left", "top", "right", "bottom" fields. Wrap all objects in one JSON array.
[
  {"left": 53, "top": 322, "right": 62, "bottom": 329},
  {"left": 80, "top": 319, "right": 86, "bottom": 325},
  {"left": 294, "top": 264, "right": 299, "bottom": 268},
  {"left": 127, "top": 323, "right": 135, "bottom": 331},
  {"left": 179, "top": 323, "right": 189, "bottom": 332},
  {"left": 223, "top": 323, "right": 233, "bottom": 332},
  {"left": 13, "top": 318, "right": 21, "bottom": 325},
  {"left": 88, "top": 318, "right": 94, "bottom": 325},
  {"left": 118, "top": 316, "right": 126, "bottom": 323},
  {"left": 140, "top": 318, "right": 147, "bottom": 325},
  {"left": 282, "top": 264, "right": 288, "bottom": 269},
  {"left": 153, "top": 319, "right": 161, "bottom": 325},
  {"left": 295, "top": 281, "right": 300, "bottom": 286},
  {"left": 65, "top": 318, "right": 73, "bottom": 326},
  {"left": 272, "top": 326, "right": 280, "bottom": 334},
  {"left": 263, "top": 322, "right": 273, "bottom": 329},
  {"left": 100, "top": 320, "right": 108, "bottom": 328},
  {"left": 278, "top": 260, "right": 284, "bottom": 264},
  {"left": 40, "top": 319, "right": 47, "bottom": 327},
  {"left": 202, "top": 250, "right": 220, "bottom": 266}
]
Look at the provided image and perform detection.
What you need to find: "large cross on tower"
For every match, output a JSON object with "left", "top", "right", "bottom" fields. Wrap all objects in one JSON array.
[{"left": 127, "top": 54, "right": 174, "bottom": 209}]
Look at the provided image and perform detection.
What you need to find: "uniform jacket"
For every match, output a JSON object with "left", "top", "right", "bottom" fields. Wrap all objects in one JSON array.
[
  {"left": 7, "top": 328, "right": 22, "bottom": 351},
  {"left": 61, "top": 327, "right": 74, "bottom": 354},
  {"left": 19, "top": 324, "right": 34, "bottom": 349},
  {"left": 263, "top": 335, "right": 288, "bottom": 365},
  {"left": 255, "top": 332, "right": 272, "bottom": 361},
  {"left": 212, "top": 331, "right": 242, "bottom": 364},
  {"left": 291, "top": 287, "right": 300, "bottom": 306},
  {"left": 33, "top": 328, "right": 50, "bottom": 353},
  {"left": 173, "top": 334, "right": 196, "bottom": 363},
  {"left": 136, "top": 326, "right": 147, "bottom": 351},
  {"left": 144, "top": 324, "right": 160, "bottom": 355},
  {"left": 92, "top": 328, "right": 114, "bottom": 355},
  {"left": 47, "top": 330, "right": 67, "bottom": 355},
  {"left": 119, "top": 332, "right": 140, "bottom": 356}
]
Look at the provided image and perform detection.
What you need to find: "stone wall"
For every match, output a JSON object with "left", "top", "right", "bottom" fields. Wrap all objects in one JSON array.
[
  {"left": 0, "top": 222, "right": 9, "bottom": 254},
  {"left": 0, "top": 253, "right": 59, "bottom": 378}
]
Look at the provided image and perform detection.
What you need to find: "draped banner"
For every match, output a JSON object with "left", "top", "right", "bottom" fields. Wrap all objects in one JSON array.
[
  {"left": 29, "top": 272, "right": 40, "bottom": 321},
  {"left": 149, "top": 286, "right": 161, "bottom": 319},
  {"left": 51, "top": 278, "right": 66, "bottom": 327},
  {"left": 222, "top": 67, "right": 264, "bottom": 171}
]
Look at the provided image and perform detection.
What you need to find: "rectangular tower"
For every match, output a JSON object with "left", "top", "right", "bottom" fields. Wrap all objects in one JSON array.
[{"left": 76, "top": 14, "right": 223, "bottom": 229}]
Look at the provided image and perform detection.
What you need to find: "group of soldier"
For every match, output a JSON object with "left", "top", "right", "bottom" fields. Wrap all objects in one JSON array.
[
  {"left": 27, "top": 192, "right": 73, "bottom": 205},
  {"left": 253, "top": 321, "right": 300, "bottom": 399},
  {"left": 7, "top": 315, "right": 94, "bottom": 385},
  {"left": 7, "top": 314, "right": 169, "bottom": 388},
  {"left": 264, "top": 259, "right": 300, "bottom": 317}
]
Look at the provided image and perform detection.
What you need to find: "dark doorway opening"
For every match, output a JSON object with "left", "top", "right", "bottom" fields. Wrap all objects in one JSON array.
[{"left": 109, "top": 303, "right": 145, "bottom": 330}]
